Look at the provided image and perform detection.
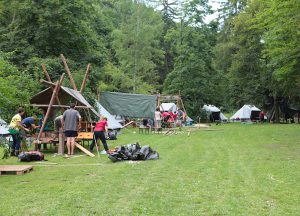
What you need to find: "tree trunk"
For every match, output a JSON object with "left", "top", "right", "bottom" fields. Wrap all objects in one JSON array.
[{"left": 274, "top": 95, "right": 280, "bottom": 123}]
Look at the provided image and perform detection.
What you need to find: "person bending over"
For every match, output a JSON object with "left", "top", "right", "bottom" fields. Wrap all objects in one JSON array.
[
  {"left": 22, "top": 116, "right": 40, "bottom": 130},
  {"left": 90, "top": 116, "right": 109, "bottom": 154},
  {"left": 9, "top": 108, "right": 30, "bottom": 156},
  {"left": 62, "top": 103, "right": 81, "bottom": 156}
]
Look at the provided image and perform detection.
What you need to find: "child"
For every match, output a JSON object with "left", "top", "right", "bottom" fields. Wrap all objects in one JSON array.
[{"left": 90, "top": 116, "right": 109, "bottom": 154}]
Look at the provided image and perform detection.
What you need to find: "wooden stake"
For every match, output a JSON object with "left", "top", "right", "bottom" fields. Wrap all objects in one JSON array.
[
  {"left": 75, "top": 142, "right": 95, "bottom": 157},
  {"left": 37, "top": 80, "right": 60, "bottom": 141},
  {"left": 80, "top": 63, "right": 91, "bottom": 94},
  {"left": 60, "top": 54, "right": 77, "bottom": 91}
]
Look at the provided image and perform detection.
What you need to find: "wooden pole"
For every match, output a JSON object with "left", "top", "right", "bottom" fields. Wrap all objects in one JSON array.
[
  {"left": 60, "top": 54, "right": 77, "bottom": 91},
  {"left": 58, "top": 127, "right": 64, "bottom": 155},
  {"left": 177, "top": 91, "right": 181, "bottom": 110},
  {"left": 58, "top": 73, "right": 65, "bottom": 92},
  {"left": 41, "top": 64, "right": 52, "bottom": 82},
  {"left": 37, "top": 80, "right": 60, "bottom": 141},
  {"left": 80, "top": 63, "right": 91, "bottom": 94},
  {"left": 157, "top": 94, "right": 161, "bottom": 108},
  {"left": 29, "top": 104, "right": 91, "bottom": 109},
  {"left": 40, "top": 79, "right": 55, "bottom": 86},
  {"left": 41, "top": 65, "right": 64, "bottom": 106},
  {"left": 180, "top": 97, "right": 187, "bottom": 116}
]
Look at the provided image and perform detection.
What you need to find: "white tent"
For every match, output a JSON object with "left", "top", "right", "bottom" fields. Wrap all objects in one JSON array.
[
  {"left": 230, "top": 105, "right": 261, "bottom": 121},
  {"left": 220, "top": 112, "right": 228, "bottom": 121},
  {"left": 0, "top": 118, "right": 10, "bottom": 135},
  {"left": 203, "top": 105, "right": 228, "bottom": 122},
  {"left": 160, "top": 103, "right": 177, "bottom": 112},
  {"left": 203, "top": 105, "right": 220, "bottom": 113},
  {"left": 95, "top": 102, "right": 123, "bottom": 130}
]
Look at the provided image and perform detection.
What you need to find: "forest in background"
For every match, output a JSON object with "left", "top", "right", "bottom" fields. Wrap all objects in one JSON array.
[{"left": 0, "top": 0, "right": 299, "bottom": 121}]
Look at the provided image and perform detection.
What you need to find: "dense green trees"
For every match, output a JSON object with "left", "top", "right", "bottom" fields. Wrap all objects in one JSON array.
[{"left": 0, "top": 0, "right": 299, "bottom": 120}]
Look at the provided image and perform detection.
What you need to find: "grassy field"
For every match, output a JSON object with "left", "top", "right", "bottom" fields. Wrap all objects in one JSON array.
[{"left": 0, "top": 124, "right": 299, "bottom": 216}]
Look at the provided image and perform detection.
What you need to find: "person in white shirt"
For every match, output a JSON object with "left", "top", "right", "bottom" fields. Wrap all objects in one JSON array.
[{"left": 154, "top": 108, "right": 162, "bottom": 130}]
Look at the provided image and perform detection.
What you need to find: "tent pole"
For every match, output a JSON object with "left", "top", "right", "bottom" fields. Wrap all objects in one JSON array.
[
  {"left": 180, "top": 97, "right": 187, "bottom": 116},
  {"left": 37, "top": 80, "right": 60, "bottom": 141},
  {"left": 80, "top": 63, "right": 91, "bottom": 94},
  {"left": 177, "top": 91, "right": 181, "bottom": 110},
  {"left": 60, "top": 54, "right": 77, "bottom": 91},
  {"left": 41, "top": 65, "right": 62, "bottom": 105}
]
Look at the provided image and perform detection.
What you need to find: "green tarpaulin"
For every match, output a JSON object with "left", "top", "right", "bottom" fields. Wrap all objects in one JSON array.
[{"left": 100, "top": 92, "right": 156, "bottom": 118}]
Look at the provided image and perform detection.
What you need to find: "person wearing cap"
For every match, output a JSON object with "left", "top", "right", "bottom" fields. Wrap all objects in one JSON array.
[{"left": 62, "top": 103, "right": 81, "bottom": 156}]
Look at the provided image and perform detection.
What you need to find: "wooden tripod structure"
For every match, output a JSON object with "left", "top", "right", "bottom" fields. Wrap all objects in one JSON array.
[
  {"left": 156, "top": 92, "right": 188, "bottom": 116},
  {"left": 33, "top": 54, "right": 93, "bottom": 155}
]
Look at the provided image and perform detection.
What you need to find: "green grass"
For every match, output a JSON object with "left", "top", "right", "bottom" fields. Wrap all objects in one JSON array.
[{"left": 0, "top": 124, "right": 299, "bottom": 216}]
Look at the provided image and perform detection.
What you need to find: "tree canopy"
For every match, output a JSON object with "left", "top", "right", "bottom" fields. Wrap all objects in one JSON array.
[{"left": 0, "top": 0, "right": 299, "bottom": 120}]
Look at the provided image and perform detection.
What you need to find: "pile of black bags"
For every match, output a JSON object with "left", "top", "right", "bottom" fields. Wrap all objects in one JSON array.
[{"left": 108, "top": 142, "right": 159, "bottom": 163}]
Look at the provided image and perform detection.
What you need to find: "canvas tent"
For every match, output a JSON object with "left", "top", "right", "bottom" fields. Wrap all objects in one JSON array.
[
  {"left": 220, "top": 113, "right": 228, "bottom": 121},
  {"left": 230, "top": 105, "right": 261, "bottom": 121},
  {"left": 100, "top": 92, "right": 156, "bottom": 119},
  {"left": 95, "top": 102, "right": 122, "bottom": 130},
  {"left": 0, "top": 118, "right": 10, "bottom": 135},
  {"left": 160, "top": 103, "right": 177, "bottom": 112},
  {"left": 203, "top": 105, "right": 227, "bottom": 122},
  {"left": 30, "top": 86, "right": 100, "bottom": 119}
]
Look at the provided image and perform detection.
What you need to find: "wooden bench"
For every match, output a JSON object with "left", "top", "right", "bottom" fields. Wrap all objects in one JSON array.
[
  {"left": 151, "top": 127, "right": 163, "bottom": 134},
  {"left": 139, "top": 127, "right": 150, "bottom": 134}
]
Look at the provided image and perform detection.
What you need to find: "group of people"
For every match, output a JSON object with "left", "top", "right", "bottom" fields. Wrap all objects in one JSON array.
[
  {"left": 153, "top": 107, "right": 185, "bottom": 129},
  {"left": 8, "top": 103, "right": 110, "bottom": 157}
]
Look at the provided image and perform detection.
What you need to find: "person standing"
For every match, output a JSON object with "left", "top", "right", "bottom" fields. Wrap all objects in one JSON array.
[
  {"left": 9, "top": 107, "right": 29, "bottom": 156},
  {"left": 260, "top": 111, "right": 265, "bottom": 123},
  {"left": 53, "top": 115, "right": 63, "bottom": 140},
  {"left": 62, "top": 103, "right": 81, "bottom": 156},
  {"left": 90, "top": 116, "right": 109, "bottom": 153},
  {"left": 154, "top": 108, "right": 162, "bottom": 130}
]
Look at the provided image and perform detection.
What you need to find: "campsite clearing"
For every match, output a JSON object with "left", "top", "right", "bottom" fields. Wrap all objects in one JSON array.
[{"left": 0, "top": 124, "right": 299, "bottom": 215}]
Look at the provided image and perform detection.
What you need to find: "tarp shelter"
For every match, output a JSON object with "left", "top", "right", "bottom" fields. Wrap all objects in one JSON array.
[
  {"left": 100, "top": 92, "right": 156, "bottom": 119},
  {"left": 203, "top": 105, "right": 227, "bottom": 122},
  {"left": 231, "top": 105, "right": 261, "bottom": 121},
  {"left": 160, "top": 103, "right": 177, "bottom": 112},
  {"left": 0, "top": 118, "right": 10, "bottom": 135},
  {"left": 95, "top": 102, "right": 122, "bottom": 130},
  {"left": 30, "top": 86, "right": 100, "bottom": 119}
]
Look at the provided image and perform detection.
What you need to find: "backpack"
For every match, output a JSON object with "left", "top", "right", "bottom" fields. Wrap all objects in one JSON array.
[{"left": 18, "top": 151, "right": 44, "bottom": 162}]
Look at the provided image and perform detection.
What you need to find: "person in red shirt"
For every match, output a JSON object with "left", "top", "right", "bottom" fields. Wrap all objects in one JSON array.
[
  {"left": 260, "top": 111, "right": 265, "bottom": 123},
  {"left": 89, "top": 116, "right": 109, "bottom": 153}
]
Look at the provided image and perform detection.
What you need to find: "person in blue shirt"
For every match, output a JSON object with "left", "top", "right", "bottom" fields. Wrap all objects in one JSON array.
[{"left": 22, "top": 116, "right": 40, "bottom": 130}]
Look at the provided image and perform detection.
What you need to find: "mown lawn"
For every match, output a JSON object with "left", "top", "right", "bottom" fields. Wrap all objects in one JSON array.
[{"left": 0, "top": 124, "right": 299, "bottom": 216}]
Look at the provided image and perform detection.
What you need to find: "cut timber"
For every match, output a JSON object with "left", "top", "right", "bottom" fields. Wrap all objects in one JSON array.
[
  {"left": 80, "top": 63, "right": 91, "bottom": 93},
  {"left": 75, "top": 142, "right": 95, "bottom": 157},
  {"left": 123, "top": 121, "right": 134, "bottom": 128},
  {"left": 77, "top": 132, "right": 93, "bottom": 140},
  {"left": 0, "top": 165, "right": 33, "bottom": 175},
  {"left": 60, "top": 54, "right": 77, "bottom": 91}
]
